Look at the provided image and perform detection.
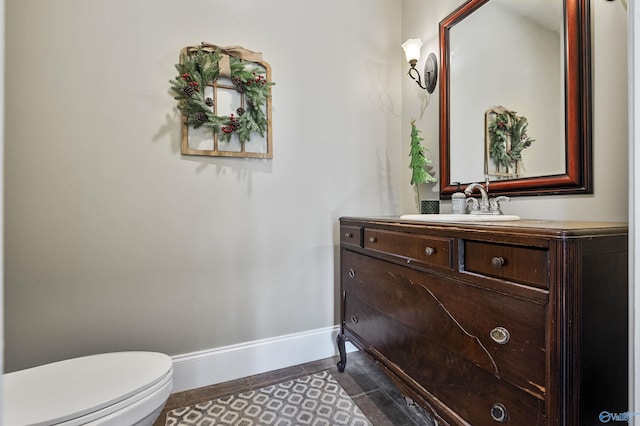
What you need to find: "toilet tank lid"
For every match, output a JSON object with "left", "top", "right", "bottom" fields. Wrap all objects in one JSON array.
[{"left": 3, "top": 351, "right": 173, "bottom": 426}]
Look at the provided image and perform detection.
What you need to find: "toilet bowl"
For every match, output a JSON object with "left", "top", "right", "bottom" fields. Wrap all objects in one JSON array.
[{"left": 3, "top": 351, "right": 173, "bottom": 426}]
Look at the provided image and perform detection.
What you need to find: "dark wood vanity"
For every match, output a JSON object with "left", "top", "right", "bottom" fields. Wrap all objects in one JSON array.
[{"left": 336, "top": 217, "right": 628, "bottom": 425}]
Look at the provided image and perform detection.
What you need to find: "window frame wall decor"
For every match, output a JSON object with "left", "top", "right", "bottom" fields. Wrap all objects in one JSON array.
[{"left": 172, "top": 43, "right": 274, "bottom": 159}]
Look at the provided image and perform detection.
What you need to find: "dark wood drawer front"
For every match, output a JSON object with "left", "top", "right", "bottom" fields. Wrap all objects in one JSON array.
[
  {"left": 342, "top": 250, "right": 546, "bottom": 398},
  {"left": 464, "top": 240, "right": 549, "bottom": 289},
  {"left": 340, "top": 225, "right": 362, "bottom": 247},
  {"left": 344, "top": 295, "right": 546, "bottom": 425},
  {"left": 363, "top": 228, "right": 453, "bottom": 269}
]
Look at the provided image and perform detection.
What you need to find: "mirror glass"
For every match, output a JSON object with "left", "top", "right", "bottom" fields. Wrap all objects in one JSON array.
[
  {"left": 450, "top": 0, "right": 564, "bottom": 183},
  {"left": 439, "top": 0, "right": 592, "bottom": 197}
]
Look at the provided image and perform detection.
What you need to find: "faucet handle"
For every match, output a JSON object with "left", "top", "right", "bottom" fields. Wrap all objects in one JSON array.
[
  {"left": 490, "top": 196, "right": 510, "bottom": 215},
  {"left": 466, "top": 197, "right": 480, "bottom": 213}
]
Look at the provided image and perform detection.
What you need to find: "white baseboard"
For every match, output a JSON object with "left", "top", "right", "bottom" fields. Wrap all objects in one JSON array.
[{"left": 170, "top": 325, "right": 357, "bottom": 392}]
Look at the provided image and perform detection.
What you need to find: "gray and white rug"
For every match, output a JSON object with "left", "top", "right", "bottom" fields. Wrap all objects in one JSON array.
[{"left": 165, "top": 370, "right": 371, "bottom": 426}]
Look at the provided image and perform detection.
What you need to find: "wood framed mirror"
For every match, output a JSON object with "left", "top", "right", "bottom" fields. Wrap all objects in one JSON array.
[{"left": 439, "top": 0, "right": 592, "bottom": 198}]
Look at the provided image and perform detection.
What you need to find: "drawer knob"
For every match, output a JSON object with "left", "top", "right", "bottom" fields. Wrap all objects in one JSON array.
[
  {"left": 425, "top": 246, "right": 435, "bottom": 256},
  {"left": 491, "top": 256, "right": 505, "bottom": 268},
  {"left": 490, "top": 327, "right": 511, "bottom": 344},
  {"left": 368, "top": 236, "right": 377, "bottom": 243},
  {"left": 351, "top": 315, "right": 359, "bottom": 324},
  {"left": 490, "top": 403, "right": 508, "bottom": 422},
  {"left": 348, "top": 268, "right": 355, "bottom": 278},
  {"left": 344, "top": 232, "right": 353, "bottom": 238}
]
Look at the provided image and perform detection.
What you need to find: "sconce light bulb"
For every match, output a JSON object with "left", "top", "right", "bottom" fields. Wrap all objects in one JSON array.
[{"left": 401, "top": 38, "right": 423, "bottom": 63}]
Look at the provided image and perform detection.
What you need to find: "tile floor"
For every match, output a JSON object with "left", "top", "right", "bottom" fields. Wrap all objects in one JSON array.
[{"left": 154, "top": 350, "right": 436, "bottom": 426}]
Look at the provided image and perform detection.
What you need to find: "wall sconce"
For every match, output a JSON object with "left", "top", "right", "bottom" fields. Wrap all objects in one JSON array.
[{"left": 401, "top": 39, "right": 438, "bottom": 93}]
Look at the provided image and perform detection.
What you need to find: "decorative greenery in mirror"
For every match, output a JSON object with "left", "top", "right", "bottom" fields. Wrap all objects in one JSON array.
[
  {"left": 439, "top": 0, "right": 592, "bottom": 197},
  {"left": 485, "top": 106, "right": 535, "bottom": 180}
]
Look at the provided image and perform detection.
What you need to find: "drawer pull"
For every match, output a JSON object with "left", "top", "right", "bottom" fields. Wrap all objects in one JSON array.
[
  {"left": 425, "top": 246, "right": 435, "bottom": 256},
  {"left": 344, "top": 232, "right": 353, "bottom": 238},
  {"left": 490, "top": 327, "right": 511, "bottom": 345},
  {"left": 490, "top": 403, "right": 508, "bottom": 422},
  {"left": 368, "top": 236, "right": 377, "bottom": 243},
  {"left": 351, "top": 315, "right": 359, "bottom": 324},
  {"left": 348, "top": 268, "right": 355, "bottom": 278},
  {"left": 491, "top": 256, "right": 505, "bottom": 268}
]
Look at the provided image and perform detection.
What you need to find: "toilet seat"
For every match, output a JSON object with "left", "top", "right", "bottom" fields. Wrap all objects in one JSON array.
[{"left": 3, "top": 351, "right": 173, "bottom": 426}]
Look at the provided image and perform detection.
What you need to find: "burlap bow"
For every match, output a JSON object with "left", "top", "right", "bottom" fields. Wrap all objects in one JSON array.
[{"left": 195, "top": 43, "right": 263, "bottom": 77}]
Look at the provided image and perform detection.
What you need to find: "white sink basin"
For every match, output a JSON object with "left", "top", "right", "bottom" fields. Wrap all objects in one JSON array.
[{"left": 400, "top": 214, "right": 521, "bottom": 222}]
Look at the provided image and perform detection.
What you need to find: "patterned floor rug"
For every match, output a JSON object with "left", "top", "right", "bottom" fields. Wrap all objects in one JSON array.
[{"left": 165, "top": 370, "right": 372, "bottom": 426}]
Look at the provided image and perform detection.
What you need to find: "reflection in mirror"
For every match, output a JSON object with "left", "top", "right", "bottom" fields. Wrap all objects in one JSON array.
[
  {"left": 439, "top": 0, "right": 592, "bottom": 197},
  {"left": 450, "top": 0, "right": 564, "bottom": 183},
  {"left": 484, "top": 106, "right": 537, "bottom": 180}
]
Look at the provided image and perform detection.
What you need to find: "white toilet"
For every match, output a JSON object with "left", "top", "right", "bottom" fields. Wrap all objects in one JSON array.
[{"left": 3, "top": 351, "right": 173, "bottom": 426}]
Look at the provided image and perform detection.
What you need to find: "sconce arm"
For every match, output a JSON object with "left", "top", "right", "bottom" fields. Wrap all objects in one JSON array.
[{"left": 408, "top": 65, "right": 428, "bottom": 90}]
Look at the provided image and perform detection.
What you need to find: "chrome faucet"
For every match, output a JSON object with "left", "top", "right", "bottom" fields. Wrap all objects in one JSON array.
[
  {"left": 463, "top": 182, "right": 510, "bottom": 215},
  {"left": 464, "top": 182, "right": 491, "bottom": 214}
]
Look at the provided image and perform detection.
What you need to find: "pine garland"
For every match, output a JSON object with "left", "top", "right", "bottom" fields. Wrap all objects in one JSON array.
[{"left": 170, "top": 48, "right": 274, "bottom": 143}]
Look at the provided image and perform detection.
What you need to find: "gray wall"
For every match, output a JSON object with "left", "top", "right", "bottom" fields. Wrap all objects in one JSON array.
[
  {"left": 4, "top": 0, "right": 402, "bottom": 372},
  {"left": 4, "top": 0, "right": 629, "bottom": 374}
]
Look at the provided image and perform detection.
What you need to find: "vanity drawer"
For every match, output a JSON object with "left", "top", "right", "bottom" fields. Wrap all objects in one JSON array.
[
  {"left": 340, "top": 225, "right": 362, "bottom": 248},
  {"left": 344, "top": 295, "right": 546, "bottom": 425},
  {"left": 463, "top": 240, "right": 549, "bottom": 289},
  {"left": 363, "top": 228, "right": 453, "bottom": 269},
  {"left": 342, "top": 250, "right": 546, "bottom": 398}
]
